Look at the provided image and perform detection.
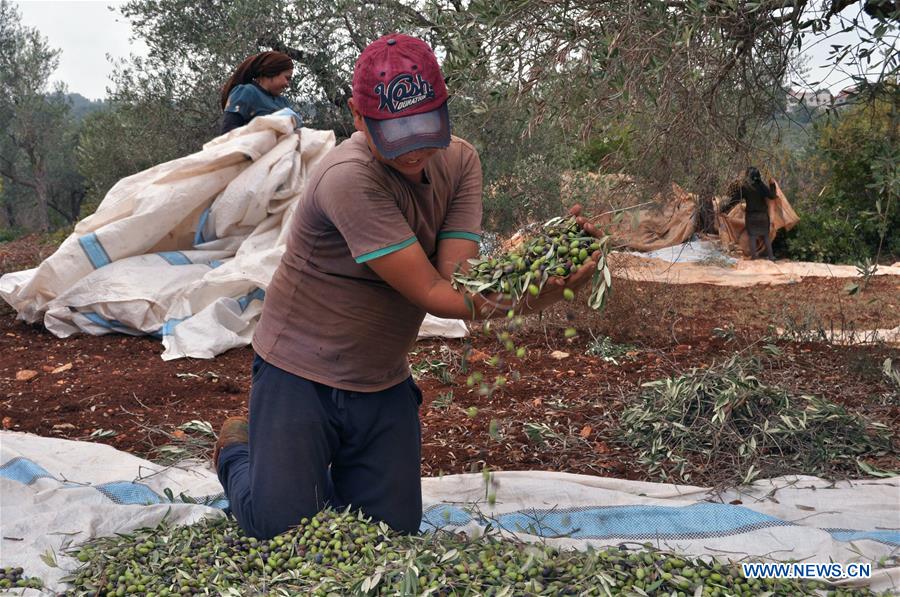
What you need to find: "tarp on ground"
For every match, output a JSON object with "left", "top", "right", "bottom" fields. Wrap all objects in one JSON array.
[
  {"left": 609, "top": 251, "right": 900, "bottom": 286},
  {"left": 598, "top": 183, "right": 698, "bottom": 252},
  {"left": 627, "top": 238, "right": 737, "bottom": 265},
  {"left": 0, "top": 113, "right": 467, "bottom": 360},
  {"left": 2, "top": 431, "right": 897, "bottom": 594}
]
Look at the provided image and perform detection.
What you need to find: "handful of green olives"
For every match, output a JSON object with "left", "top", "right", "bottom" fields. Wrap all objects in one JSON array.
[{"left": 452, "top": 215, "right": 611, "bottom": 311}]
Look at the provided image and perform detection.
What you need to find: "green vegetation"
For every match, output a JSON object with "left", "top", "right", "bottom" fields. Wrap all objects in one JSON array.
[
  {"left": 620, "top": 356, "right": 896, "bottom": 486},
  {"left": 781, "top": 96, "right": 899, "bottom": 263}
]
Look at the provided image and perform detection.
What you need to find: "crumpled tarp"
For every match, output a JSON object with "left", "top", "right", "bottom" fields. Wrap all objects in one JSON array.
[
  {"left": 593, "top": 182, "right": 698, "bottom": 252},
  {"left": 2, "top": 432, "right": 897, "bottom": 594},
  {"left": 717, "top": 180, "right": 801, "bottom": 256},
  {"left": 0, "top": 114, "right": 467, "bottom": 359}
]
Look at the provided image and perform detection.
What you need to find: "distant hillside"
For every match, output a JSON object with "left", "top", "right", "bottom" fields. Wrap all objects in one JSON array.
[{"left": 66, "top": 93, "right": 107, "bottom": 121}]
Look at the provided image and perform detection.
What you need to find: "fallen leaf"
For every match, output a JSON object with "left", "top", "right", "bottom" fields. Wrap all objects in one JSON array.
[
  {"left": 41, "top": 365, "right": 55, "bottom": 373},
  {"left": 15, "top": 370, "right": 38, "bottom": 381},
  {"left": 579, "top": 425, "right": 592, "bottom": 438},
  {"left": 172, "top": 429, "right": 186, "bottom": 439},
  {"left": 2, "top": 416, "right": 12, "bottom": 429},
  {"left": 594, "top": 441, "right": 609, "bottom": 453},
  {"left": 52, "top": 423, "right": 76, "bottom": 432},
  {"left": 52, "top": 363, "right": 73, "bottom": 374},
  {"left": 729, "top": 499, "right": 743, "bottom": 505},
  {"left": 466, "top": 349, "right": 490, "bottom": 363},
  {"left": 532, "top": 398, "right": 542, "bottom": 407},
  {"left": 675, "top": 344, "right": 692, "bottom": 353},
  {"left": 549, "top": 350, "right": 569, "bottom": 360}
]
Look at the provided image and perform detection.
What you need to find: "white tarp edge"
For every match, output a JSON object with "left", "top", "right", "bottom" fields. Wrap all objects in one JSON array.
[
  {"left": 2, "top": 432, "right": 897, "bottom": 594},
  {"left": 611, "top": 248, "right": 900, "bottom": 287}
]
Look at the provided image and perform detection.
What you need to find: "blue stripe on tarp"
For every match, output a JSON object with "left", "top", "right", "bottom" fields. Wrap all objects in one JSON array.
[
  {"left": 78, "top": 233, "right": 112, "bottom": 268},
  {"left": 420, "top": 504, "right": 474, "bottom": 528},
  {"left": 1, "top": 457, "right": 229, "bottom": 508},
  {"left": 237, "top": 288, "right": 265, "bottom": 312},
  {"left": 827, "top": 529, "right": 900, "bottom": 546},
  {"left": 158, "top": 251, "right": 193, "bottom": 266},
  {"left": 96, "top": 481, "right": 167, "bottom": 505},
  {"left": 82, "top": 311, "right": 127, "bottom": 330},
  {"left": 194, "top": 208, "right": 212, "bottom": 246},
  {"left": 207, "top": 496, "right": 230, "bottom": 510},
  {"left": 3, "top": 457, "right": 897, "bottom": 547},
  {"left": 421, "top": 503, "right": 791, "bottom": 540},
  {"left": 153, "top": 290, "right": 259, "bottom": 338},
  {"left": 160, "top": 317, "right": 188, "bottom": 337},
  {"left": 209, "top": 260, "right": 224, "bottom": 269},
  {"left": 0, "top": 457, "right": 55, "bottom": 485}
]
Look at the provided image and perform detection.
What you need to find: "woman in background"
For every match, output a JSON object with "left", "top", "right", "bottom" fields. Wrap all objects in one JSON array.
[{"left": 220, "top": 51, "right": 295, "bottom": 134}]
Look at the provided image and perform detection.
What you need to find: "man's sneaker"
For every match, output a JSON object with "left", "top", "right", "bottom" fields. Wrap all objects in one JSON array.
[{"left": 213, "top": 416, "right": 249, "bottom": 469}]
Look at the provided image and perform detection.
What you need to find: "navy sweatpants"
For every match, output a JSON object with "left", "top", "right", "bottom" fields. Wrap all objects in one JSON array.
[{"left": 217, "top": 354, "right": 423, "bottom": 539}]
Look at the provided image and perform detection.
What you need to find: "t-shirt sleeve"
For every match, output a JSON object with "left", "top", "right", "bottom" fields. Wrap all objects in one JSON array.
[
  {"left": 316, "top": 163, "right": 418, "bottom": 264},
  {"left": 438, "top": 142, "right": 483, "bottom": 243},
  {"left": 224, "top": 85, "right": 260, "bottom": 120}
]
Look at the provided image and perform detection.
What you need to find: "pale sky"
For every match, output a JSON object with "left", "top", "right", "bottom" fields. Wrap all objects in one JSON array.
[
  {"left": 14, "top": 0, "right": 887, "bottom": 100},
  {"left": 15, "top": 0, "right": 145, "bottom": 100}
]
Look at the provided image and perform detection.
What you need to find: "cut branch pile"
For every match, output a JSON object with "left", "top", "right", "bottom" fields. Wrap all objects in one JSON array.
[{"left": 620, "top": 355, "right": 897, "bottom": 486}]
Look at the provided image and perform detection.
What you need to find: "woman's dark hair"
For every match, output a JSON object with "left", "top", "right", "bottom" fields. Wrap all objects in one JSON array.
[{"left": 220, "top": 51, "right": 294, "bottom": 109}]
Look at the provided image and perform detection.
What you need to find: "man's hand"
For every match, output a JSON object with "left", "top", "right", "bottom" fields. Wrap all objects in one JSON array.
[{"left": 570, "top": 203, "right": 604, "bottom": 240}]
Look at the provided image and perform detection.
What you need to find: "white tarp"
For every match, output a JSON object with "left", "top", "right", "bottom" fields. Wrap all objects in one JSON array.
[
  {"left": 627, "top": 238, "right": 737, "bottom": 265},
  {"left": 2, "top": 432, "right": 897, "bottom": 594},
  {"left": 611, "top": 249, "right": 900, "bottom": 286},
  {"left": 0, "top": 114, "right": 467, "bottom": 361}
]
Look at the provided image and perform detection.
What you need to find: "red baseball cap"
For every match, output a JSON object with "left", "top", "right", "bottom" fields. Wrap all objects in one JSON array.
[{"left": 352, "top": 34, "right": 451, "bottom": 159}]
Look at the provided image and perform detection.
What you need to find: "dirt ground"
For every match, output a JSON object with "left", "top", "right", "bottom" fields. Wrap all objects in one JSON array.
[{"left": 1, "top": 234, "right": 898, "bottom": 486}]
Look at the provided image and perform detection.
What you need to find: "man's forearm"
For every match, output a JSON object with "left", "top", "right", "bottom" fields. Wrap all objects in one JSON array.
[{"left": 419, "top": 278, "right": 511, "bottom": 321}]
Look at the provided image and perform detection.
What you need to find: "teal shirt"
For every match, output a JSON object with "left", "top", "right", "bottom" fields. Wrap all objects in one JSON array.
[{"left": 224, "top": 83, "right": 292, "bottom": 121}]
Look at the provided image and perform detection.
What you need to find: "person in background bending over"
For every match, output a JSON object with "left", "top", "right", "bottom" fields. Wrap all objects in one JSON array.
[
  {"left": 212, "top": 33, "right": 603, "bottom": 540},
  {"left": 220, "top": 51, "right": 295, "bottom": 134}
]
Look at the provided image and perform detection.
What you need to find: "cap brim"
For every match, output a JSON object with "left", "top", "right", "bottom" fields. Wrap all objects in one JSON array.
[{"left": 364, "top": 103, "right": 451, "bottom": 160}]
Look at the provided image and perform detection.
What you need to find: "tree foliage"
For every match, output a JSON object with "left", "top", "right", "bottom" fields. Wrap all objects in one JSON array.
[
  {"left": 85, "top": 0, "right": 895, "bottom": 232},
  {"left": 2, "top": 0, "right": 896, "bottom": 239},
  {"left": 0, "top": 0, "right": 85, "bottom": 231},
  {"left": 782, "top": 92, "right": 899, "bottom": 262}
]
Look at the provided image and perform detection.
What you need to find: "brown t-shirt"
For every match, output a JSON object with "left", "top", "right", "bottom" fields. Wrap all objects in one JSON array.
[{"left": 252, "top": 132, "right": 482, "bottom": 391}]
